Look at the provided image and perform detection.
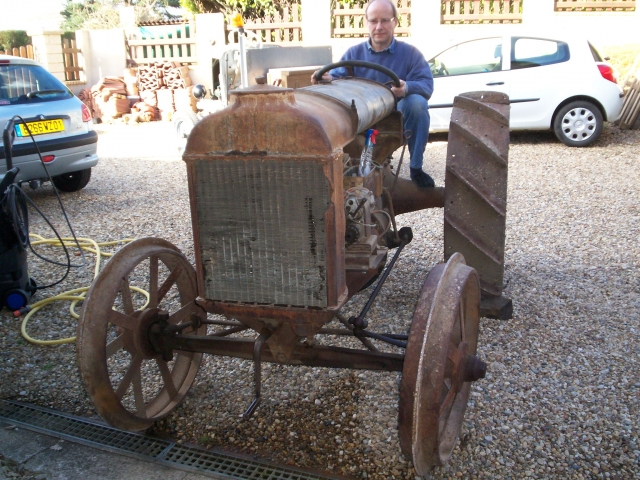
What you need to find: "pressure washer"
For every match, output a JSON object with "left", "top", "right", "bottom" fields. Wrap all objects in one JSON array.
[{"left": 1, "top": 117, "right": 36, "bottom": 311}]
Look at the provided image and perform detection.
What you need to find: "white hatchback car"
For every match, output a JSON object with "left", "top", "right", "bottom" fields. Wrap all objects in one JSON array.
[{"left": 427, "top": 35, "right": 624, "bottom": 147}]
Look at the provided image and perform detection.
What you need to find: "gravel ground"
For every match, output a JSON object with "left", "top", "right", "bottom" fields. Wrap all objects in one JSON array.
[{"left": 1, "top": 120, "right": 638, "bottom": 480}]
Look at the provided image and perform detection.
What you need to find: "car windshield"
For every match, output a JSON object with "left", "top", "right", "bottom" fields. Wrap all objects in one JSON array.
[
  {"left": 428, "top": 38, "right": 503, "bottom": 77},
  {"left": 0, "top": 64, "right": 72, "bottom": 106}
]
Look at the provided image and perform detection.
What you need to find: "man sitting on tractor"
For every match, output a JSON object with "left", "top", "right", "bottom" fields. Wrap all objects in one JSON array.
[{"left": 312, "top": 0, "right": 435, "bottom": 188}]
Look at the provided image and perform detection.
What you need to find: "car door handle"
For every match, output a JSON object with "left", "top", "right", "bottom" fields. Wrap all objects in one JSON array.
[{"left": 486, "top": 82, "right": 505, "bottom": 86}]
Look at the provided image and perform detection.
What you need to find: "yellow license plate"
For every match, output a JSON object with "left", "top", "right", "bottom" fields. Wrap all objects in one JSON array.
[{"left": 15, "top": 119, "right": 65, "bottom": 137}]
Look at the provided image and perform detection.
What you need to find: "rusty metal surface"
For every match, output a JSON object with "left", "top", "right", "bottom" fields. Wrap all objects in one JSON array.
[
  {"left": 443, "top": 91, "right": 510, "bottom": 299},
  {"left": 185, "top": 86, "right": 354, "bottom": 155},
  {"left": 480, "top": 293, "right": 513, "bottom": 320},
  {"left": 301, "top": 78, "right": 397, "bottom": 134},
  {"left": 398, "top": 253, "right": 482, "bottom": 473},
  {"left": 382, "top": 164, "right": 446, "bottom": 214},
  {"left": 158, "top": 333, "right": 405, "bottom": 372},
  {"left": 77, "top": 238, "right": 206, "bottom": 432},
  {"left": 345, "top": 264, "right": 384, "bottom": 294},
  {"left": 185, "top": 81, "right": 395, "bottom": 157},
  {"left": 196, "top": 298, "right": 343, "bottom": 339}
]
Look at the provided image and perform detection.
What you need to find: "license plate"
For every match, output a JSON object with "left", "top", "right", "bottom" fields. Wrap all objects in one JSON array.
[{"left": 15, "top": 119, "right": 65, "bottom": 137}]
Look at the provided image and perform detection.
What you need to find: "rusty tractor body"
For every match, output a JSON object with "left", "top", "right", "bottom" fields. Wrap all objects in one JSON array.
[{"left": 77, "top": 62, "right": 511, "bottom": 474}]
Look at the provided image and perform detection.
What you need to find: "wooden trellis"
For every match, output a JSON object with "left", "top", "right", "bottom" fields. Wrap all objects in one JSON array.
[
  {"left": 62, "top": 38, "right": 83, "bottom": 82},
  {"left": 332, "top": 0, "right": 411, "bottom": 38},
  {"left": 441, "top": 0, "right": 523, "bottom": 24},
  {"left": 555, "top": 0, "right": 636, "bottom": 11},
  {"left": 228, "top": 6, "right": 303, "bottom": 44}
]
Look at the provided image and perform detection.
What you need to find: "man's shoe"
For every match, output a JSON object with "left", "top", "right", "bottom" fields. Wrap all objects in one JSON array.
[{"left": 410, "top": 168, "right": 435, "bottom": 188}]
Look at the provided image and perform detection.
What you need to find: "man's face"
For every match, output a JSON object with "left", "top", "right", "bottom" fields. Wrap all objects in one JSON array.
[{"left": 366, "top": 0, "right": 397, "bottom": 51}]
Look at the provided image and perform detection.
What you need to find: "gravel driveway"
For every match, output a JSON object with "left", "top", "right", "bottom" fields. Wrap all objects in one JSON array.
[{"left": 1, "top": 120, "right": 638, "bottom": 480}]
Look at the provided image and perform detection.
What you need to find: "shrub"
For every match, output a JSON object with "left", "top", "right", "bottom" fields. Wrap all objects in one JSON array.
[{"left": 0, "top": 31, "right": 30, "bottom": 52}]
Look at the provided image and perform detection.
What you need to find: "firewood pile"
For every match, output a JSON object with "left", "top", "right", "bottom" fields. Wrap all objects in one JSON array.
[{"left": 78, "top": 61, "right": 196, "bottom": 124}]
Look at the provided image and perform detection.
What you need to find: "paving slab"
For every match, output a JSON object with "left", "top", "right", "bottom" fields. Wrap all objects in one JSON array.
[{"left": 0, "top": 420, "right": 212, "bottom": 480}]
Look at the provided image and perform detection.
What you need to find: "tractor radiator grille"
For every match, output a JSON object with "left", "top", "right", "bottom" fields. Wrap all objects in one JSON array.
[{"left": 194, "top": 159, "right": 330, "bottom": 307}]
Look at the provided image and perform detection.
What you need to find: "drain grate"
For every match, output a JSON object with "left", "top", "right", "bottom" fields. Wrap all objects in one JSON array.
[{"left": 0, "top": 400, "right": 342, "bottom": 480}]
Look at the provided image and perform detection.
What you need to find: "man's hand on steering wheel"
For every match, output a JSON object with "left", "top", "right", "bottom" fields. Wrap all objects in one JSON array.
[
  {"left": 311, "top": 70, "right": 332, "bottom": 84},
  {"left": 390, "top": 79, "right": 406, "bottom": 98}
]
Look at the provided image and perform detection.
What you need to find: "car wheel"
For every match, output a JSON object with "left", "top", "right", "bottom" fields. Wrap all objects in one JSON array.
[
  {"left": 174, "top": 110, "right": 199, "bottom": 153},
  {"left": 52, "top": 168, "right": 92, "bottom": 192},
  {"left": 553, "top": 101, "right": 603, "bottom": 147}
]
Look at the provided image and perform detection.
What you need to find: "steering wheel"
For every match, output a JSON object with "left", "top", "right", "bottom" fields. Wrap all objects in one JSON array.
[{"left": 314, "top": 60, "right": 401, "bottom": 88}]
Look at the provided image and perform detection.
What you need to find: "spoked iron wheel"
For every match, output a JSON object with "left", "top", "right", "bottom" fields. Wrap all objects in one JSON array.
[
  {"left": 398, "top": 253, "right": 485, "bottom": 474},
  {"left": 77, "top": 238, "right": 206, "bottom": 432}
]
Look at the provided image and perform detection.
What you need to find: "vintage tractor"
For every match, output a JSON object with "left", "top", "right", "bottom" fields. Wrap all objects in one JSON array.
[{"left": 76, "top": 61, "right": 510, "bottom": 474}]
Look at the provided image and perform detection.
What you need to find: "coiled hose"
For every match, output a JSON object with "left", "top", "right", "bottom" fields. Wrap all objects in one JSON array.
[{"left": 19, "top": 234, "right": 149, "bottom": 345}]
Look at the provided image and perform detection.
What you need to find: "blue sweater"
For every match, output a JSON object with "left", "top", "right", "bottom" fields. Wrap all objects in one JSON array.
[{"left": 331, "top": 39, "right": 434, "bottom": 100}]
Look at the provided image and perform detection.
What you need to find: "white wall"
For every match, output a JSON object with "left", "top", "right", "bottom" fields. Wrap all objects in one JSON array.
[{"left": 73, "top": 29, "right": 127, "bottom": 93}]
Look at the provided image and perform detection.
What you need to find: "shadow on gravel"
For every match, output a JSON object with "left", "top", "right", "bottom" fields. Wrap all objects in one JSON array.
[{"left": 428, "top": 130, "right": 560, "bottom": 145}]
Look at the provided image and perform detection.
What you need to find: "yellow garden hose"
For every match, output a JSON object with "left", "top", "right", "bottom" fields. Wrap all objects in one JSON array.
[{"left": 19, "top": 234, "right": 149, "bottom": 346}]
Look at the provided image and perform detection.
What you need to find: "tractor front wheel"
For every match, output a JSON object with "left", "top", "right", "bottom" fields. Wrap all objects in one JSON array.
[{"left": 398, "top": 253, "right": 484, "bottom": 474}]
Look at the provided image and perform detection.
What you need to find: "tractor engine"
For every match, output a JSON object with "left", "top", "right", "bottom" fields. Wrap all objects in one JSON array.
[{"left": 342, "top": 160, "right": 390, "bottom": 285}]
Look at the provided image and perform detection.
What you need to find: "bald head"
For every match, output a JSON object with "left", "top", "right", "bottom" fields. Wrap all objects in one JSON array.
[{"left": 366, "top": 0, "right": 398, "bottom": 21}]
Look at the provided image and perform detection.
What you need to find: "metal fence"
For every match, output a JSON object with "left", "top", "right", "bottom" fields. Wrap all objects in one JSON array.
[
  {"left": 441, "top": 0, "right": 523, "bottom": 24},
  {"left": 332, "top": 0, "right": 411, "bottom": 38}
]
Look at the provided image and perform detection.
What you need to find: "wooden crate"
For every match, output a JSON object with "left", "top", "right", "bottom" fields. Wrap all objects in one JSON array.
[{"left": 267, "top": 66, "right": 323, "bottom": 88}]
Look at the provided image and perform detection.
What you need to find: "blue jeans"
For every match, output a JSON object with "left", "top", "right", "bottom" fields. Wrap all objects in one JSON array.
[{"left": 397, "top": 95, "right": 430, "bottom": 170}]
